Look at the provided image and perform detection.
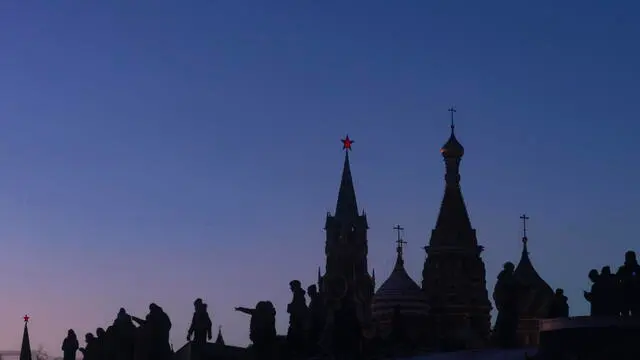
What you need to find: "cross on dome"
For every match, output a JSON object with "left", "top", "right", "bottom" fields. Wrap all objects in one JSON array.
[
  {"left": 520, "top": 214, "right": 530, "bottom": 243},
  {"left": 448, "top": 106, "right": 457, "bottom": 130}
]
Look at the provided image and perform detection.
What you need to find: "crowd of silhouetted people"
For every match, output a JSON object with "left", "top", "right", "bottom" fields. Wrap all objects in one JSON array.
[
  {"left": 584, "top": 250, "right": 640, "bottom": 317},
  {"left": 61, "top": 299, "right": 213, "bottom": 360}
]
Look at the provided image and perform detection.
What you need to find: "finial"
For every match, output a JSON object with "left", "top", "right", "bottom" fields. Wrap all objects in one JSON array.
[
  {"left": 393, "top": 225, "right": 407, "bottom": 255},
  {"left": 23, "top": 314, "right": 29, "bottom": 323},
  {"left": 448, "top": 106, "right": 457, "bottom": 132},
  {"left": 341, "top": 135, "right": 354, "bottom": 151},
  {"left": 218, "top": 325, "right": 222, "bottom": 332},
  {"left": 520, "top": 214, "right": 530, "bottom": 244}
]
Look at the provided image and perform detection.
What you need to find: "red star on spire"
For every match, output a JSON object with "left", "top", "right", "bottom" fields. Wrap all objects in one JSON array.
[
  {"left": 341, "top": 135, "right": 354, "bottom": 151},
  {"left": 23, "top": 314, "right": 29, "bottom": 323}
]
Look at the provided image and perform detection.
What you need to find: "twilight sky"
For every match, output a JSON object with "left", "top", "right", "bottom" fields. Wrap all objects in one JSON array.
[{"left": 0, "top": 0, "right": 638, "bottom": 355}]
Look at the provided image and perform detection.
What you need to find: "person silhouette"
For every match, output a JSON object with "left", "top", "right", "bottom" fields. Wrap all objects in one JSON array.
[
  {"left": 62, "top": 329, "right": 79, "bottom": 360},
  {"left": 79, "top": 333, "right": 96, "bottom": 360},
  {"left": 112, "top": 308, "right": 136, "bottom": 360},
  {"left": 188, "top": 298, "right": 213, "bottom": 344},
  {"left": 617, "top": 251, "right": 640, "bottom": 316}
]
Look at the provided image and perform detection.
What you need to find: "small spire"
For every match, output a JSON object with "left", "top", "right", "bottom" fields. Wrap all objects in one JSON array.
[
  {"left": 317, "top": 266, "right": 323, "bottom": 292},
  {"left": 393, "top": 225, "right": 407, "bottom": 270},
  {"left": 215, "top": 325, "right": 225, "bottom": 345},
  {"left": 372, "top": 268, "right": 376, "bottom": 289},
  {"left": 20, "top": 315, "right": 32, "bottom": 360}
]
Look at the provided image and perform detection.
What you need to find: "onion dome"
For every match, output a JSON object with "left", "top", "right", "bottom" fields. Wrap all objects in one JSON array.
[
  {"left": 440, "top": 125, "right": 464, "bottom": 158},
  {"left": 372, "top": 237, "right": 429, "bottom": 318},
  {"left": 513, "top": 235, "right": 554, "bottom": 318}
]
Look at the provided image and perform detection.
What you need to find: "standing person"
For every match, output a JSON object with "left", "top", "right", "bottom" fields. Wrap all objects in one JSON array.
[{"left": 62, "top": 329, "right": 79, "bottom": 360}]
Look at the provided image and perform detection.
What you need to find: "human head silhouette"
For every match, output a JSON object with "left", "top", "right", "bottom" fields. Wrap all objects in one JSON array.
[
  {"left": 290, "top": 280, "right": 302, "bottom": 292},
  {"left": 194, "top": 298, "right": 203, "bottom": 310},
  {"left": 503, "top": 262, "right": 515, "bottom": 272},
  {"left": 149, "top": 303, "right": 160, "bottom": 313}
]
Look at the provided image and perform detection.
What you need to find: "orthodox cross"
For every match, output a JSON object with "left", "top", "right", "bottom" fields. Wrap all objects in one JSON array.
[
  {"left": 23, "top": 314, "right": 29, "bottom": 323},
  {"left": 393, "top": 225, "right": 407, "bottom": 253},
  {"left": 520, "top": 214, "right": 530, "bottom": 243},
  {"left": 341, "top": 135, "right": 354, "bottom": 151},
  {"left": 448, "top": 106, "right": 457, "bottom": 129}
]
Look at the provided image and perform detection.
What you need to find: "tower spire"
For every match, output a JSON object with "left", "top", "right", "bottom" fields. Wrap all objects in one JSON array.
[
  {"left": 434, "top": 108, "right": 471, "bottom": 232},
  {"left": 20, "top": 315, "right": 31, "bottom": 360},
  {"left": 393, "top": 225, "right": 407, "bottom": 270},
  {"left": 335, "top": 135, "right": 359, "bottom": 222}
]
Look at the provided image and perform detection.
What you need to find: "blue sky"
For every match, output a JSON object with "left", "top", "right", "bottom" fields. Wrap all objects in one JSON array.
[{"left": 0, "top": 0, "right": 638, "bottom": 355}]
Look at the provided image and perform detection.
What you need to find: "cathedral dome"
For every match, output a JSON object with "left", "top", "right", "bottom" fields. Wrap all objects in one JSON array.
[
  {"left": 372, "top": 248, "right": 430, "bottom": 318},
  {"left": 440, "top": 130, "right": 464, "bottom": 158},
  {"left": 513, "top": 237, "right": 554, "bottom": 318}
]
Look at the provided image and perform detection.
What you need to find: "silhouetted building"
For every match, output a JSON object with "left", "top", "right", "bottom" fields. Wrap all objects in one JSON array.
[
  {"left": 421, "top": 110, "right": 492, "bottom": 349},
  {"left": 371, "top": 226, "right": 430, "bottom": 346},
  {"left": 511, "top": 215, "right": 554, "bottom": 347},
  {"left": 173, "top": 341, "right": 247, "bottom": 360},
  {"left": 320, "top": 136, "right": 375, "bottom": 338}
]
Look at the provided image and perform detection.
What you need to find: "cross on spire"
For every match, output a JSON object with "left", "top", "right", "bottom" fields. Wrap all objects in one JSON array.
[
  {"left": 23, "top": 314, "right": 29, "bottom": 323},
  {"left": 448, "top": 106, "right": 457, "bottom": 130},
  {"left": 393, "top": 224, "right": 407, "bottom": 252},
  {"left": 520, "top": 214, "right": 530, "bottom": 243}
]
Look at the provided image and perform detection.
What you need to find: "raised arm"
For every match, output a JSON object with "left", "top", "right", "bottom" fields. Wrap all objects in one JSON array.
[
  {"left": 131, "top": 316, "right": 146, "bottom": 325},
  {"left": 234, "top": 307, "right": 254, "bottom": 315}
]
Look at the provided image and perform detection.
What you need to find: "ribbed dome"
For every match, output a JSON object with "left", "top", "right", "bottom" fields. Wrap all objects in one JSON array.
[
  {"left": 513, "top": 238, "right": 554, "bottom": 318},
  {"left": 372, "top": 250, "right": 430, "bottom": 317},
  {"left": 440, "top": 128, "right": 464, "bottom": 158}
]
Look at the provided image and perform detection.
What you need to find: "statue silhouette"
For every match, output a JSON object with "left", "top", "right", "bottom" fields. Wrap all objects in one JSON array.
[
  {"left": 188, "top": 298, "right": 213, "bottom": 344},
  {"left": 62, "top": 329, "right": 79, "bottom": 360},
  {"left": 132, "top": 303, "right": 172, "bottom": 360},
  {"left": 617, "top": 250, "right": 640, "bottom": 316},
  {"left": 286, "top": 280, "right": 308, "bottom": 355},
  {"left": 235, "top": 301, "right": 277, "bottom": 354}
]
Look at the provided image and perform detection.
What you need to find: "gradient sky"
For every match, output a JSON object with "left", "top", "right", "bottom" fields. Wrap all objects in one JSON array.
[{"left": 0, "top": 0, "right": 638, "bottom": 356}]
